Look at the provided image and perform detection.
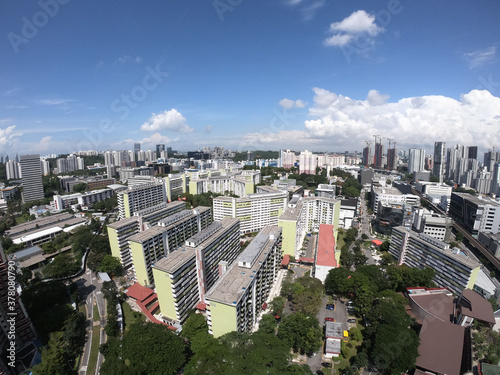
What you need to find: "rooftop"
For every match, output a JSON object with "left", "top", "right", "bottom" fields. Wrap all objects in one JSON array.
[
  {"left": 416, "top": 318, "right": 464, "bottom": 375},
  {"left": 128, "top": 225, "right": 167, "bottom": 243},
  {"left": 205, "top": 226, "right": 281, "bottom": 305},
  {"left": 460, "top": 289, "right": 496, "bottom": 325},
  {"left": 152, "top": 247, "right": 195, "bottom": 274},
  {"left": 453, "top": 192, "right": 500, "bottom": 207},
  {"left": 10, "top": 246, "right": 43, "bottom": 261},
  {"left": 279, "top": 200, "right": 304, "bottom": 221},
  {"left": 107, "top": 216, "right": 139, "bottom": 230},
  {"left": 316, "top": 224, "right": 337, "bottom": 268},
  {"left": 409, "top": 292, "right": 455, "bottom": 323},
  {"left": 325, "top": 321, "right": 343, "bottom": 338},
  {"left": 124, "top": 282, "right": 155, "bottom": 302}
]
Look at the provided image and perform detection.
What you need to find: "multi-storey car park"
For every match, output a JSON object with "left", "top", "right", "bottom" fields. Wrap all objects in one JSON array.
[
  {"left": 205, "top": 226, "right": 282, "bottom": 337},
  {"left": 213, "top": 191, "right": 288, "bottom": 235},
  {"left": 389, "top": 226, "right": 481, "bottom": 295},
  {"left": 128, "top": 207, "right": 213, "bottom": 286},
  {"left": 152, "top": 218, "right": 241, "bottom": 323}
]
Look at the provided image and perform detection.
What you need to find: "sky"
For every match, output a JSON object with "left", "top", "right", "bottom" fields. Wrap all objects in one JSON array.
[{"left": 1, "top": 0, "right": 500, "bottom": 157}]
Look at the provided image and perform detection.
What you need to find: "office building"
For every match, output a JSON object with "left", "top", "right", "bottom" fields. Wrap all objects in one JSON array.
[
  {"left": 386, "top": 147, "right": 397, "bottom": 170},
  {"left": 117, "top": 182, "right": 167, "bottom": 219},
  {"left": 213, "top": 191, "right": 288, "bottom": 234},
  {"left": 389, "top": 227, "right": 481, "bottom": 295},
  {"left": 449, "top": 193, "right": 500, "bottom": 236},
  {"left": 371, "top": 185, "right": 420, "bottom": 215},
  {"left": 374, "top": 142, "right": 383, "bottom": 169},
  {"left": 362, "top": 145, "right": 372, "bottom": 166},
  {"left": 134, "top": 143, "right": 141, "bottom": 154},
  {"left": 156, "top": 144, "right": 165, "bottom": 158},
  {"left": 477, "top": 232, "right": 500, "bottom": 259},
  {"left": 412, "top": 208, "right": 453, "bottom": 242},
  {"left": 19, "top": 154, "right": 44, "bottom": 203},
  {"left": 129, "top": 207, "right": 212, "bottom": 286},
  {"left": 206, "top": 226, "right": 282, "bottom": 337},
  {"left": 316, "top": 184, "right": 335, "bottom": 199},
  {"left": 153, "top": 218, "right": 240, "bottom": 322},
  {"left": 408, "top": 148, "right": 426, "bottom": 174}
]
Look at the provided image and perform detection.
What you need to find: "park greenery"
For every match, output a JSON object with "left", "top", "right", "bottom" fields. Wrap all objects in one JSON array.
[
  {"left": 324, "top": 265, "right": 435, "bottom": 373},
  {"left": 23, "top": 281, "right": 86, "bottom": 375},
  {"left": 473, "top": 323, "right": 500, "bottom": 364}
]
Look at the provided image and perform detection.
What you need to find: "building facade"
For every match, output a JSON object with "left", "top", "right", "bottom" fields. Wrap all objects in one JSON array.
[
  {"left": 205, "top": 226, "right": 282, "bottom": 337},
  {"left": 117, "top": 182, "right": 167, "bottom": 219},
  {"left": 19, "top": 154, "right": 44, "bottom": 203}
]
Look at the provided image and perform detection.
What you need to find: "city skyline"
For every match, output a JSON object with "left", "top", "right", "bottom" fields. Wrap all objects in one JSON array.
[{"left": 1, "top": 1, "right": 500, "bottom": 155}]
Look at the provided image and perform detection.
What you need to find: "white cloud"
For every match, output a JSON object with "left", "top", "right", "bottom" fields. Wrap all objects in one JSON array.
[
  {"left": 140, "top": 109, "right": 194, "bottom": 133},
  {"left": 0, "top": 126, "right": 22, "bottom": 147},
  {"left": 464, "top": 46, "right": 496, "bottom": 69},
  {"left": 286, "top": 0, "right": 325, "bottom": 21},
  {"left": 325, "top": 10, "right": 384, "bottom": 47},
  {"left": 116, "top": 55, "right": 142, "bottom": 65},
  {"left": 38, "top": 98, "right": 73, "bottom": 106},
  {"left": 115, "top": 133, "right": 177, "bottom": 150},
  {"left": 279, "top": 98, "right": 306, "bottom": 109},
  {"left": 241, "top": 88, "right": 500, "bottom": 152}
]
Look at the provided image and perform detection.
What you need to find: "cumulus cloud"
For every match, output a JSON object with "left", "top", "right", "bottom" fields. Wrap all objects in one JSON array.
[
  {"left": 0, "top": 125, "right": 22, "bottom": 147},
  {"left": 241, "top": 88, "right": 500, "bottom": 151},
  {"left": 38, "top": 98, "right": 73, "bottom": 106},
  {"left": 279, "top": 98, "right": 306, "bottom": 109},
  {"left": 463, "top": 46, "right": 496, "bottom": 69},
  {"left": 325, "top": 10, "right": 384, "bottom": 47},
  {"left": 140, "top": 109, "right": 194, "bottom": 133},
  {"left": 116, "top": 133, "right": 177, "bottom": 150}
]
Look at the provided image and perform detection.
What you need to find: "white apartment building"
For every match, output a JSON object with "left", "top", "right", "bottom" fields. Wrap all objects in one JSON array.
[{"left": 213, "top": 191, "right": 288, "bottom": 234}]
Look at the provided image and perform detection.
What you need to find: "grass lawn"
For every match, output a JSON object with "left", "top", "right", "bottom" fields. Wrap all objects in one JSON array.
[
  {"left": 86, "top": 325, "right": 100, "bottom": 375},
  {"left": 93, "top": 304, "right": 99, "bottom": 322},
  {"left": 337, "top": 231, "right": 346, "bottom": 249},
  {"left": 15, "top": 216, "right": 26, "bottom": 224},
  {"left": 122, "top": 302, "right": 145, "bottom": 332}
]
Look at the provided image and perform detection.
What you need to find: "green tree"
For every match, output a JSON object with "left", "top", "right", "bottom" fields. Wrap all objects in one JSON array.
[
  {"left": 258, "top": 314, "right": 277, "bottom": 335},
  {"left": 31, "top": 332, "right": 70, "bottom": 375},
  {"left": 181, "top": 313, "right": 209, "bottom": 341},
  {"left": 278, "top": 313, "right": 322, "bottom": 355},
  {"left": 119, "top": 322, "right": 187, "bottom": 375},
  {"left": 73, "top": 182, "right": 87, "bottom": 193},
  {"left": 99, "top": 255, "right": 123, "bottom": 275}
]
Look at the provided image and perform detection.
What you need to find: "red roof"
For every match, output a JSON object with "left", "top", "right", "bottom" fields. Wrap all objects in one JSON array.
[
  {"left": 125, "top": 282, "right": 155, "bottom": 302},
  {"left": 281, "top": 254, "right": 290, "bottom": 266},
  {"left": 372, "top": 239, "right": 383, "bottom": 246},
  {"left": 300, "top": 257, "right": 314, "bottom": 263},
  {"left": 195, "top": 302, "right": 207, "bottom": 311},
  {"left": 316, "top": 224, "right": 337, "bottom": 267}
]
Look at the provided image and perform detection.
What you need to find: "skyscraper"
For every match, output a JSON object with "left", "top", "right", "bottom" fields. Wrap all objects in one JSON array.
[
  {"left": 134, "top": 143, "right": 141, "bottom": 153},
  {"left": 408, "top": 148, "right": 426, "bottom": 174},
  {"left": 362, "top": 145, "right": 372, "bottom": 167},
  {"left": 19, "top": 154, "right": 44, "bottom": 203},
  {"left": 468, "top": 146, "right": 478, "bottom": 160},
  {"left": 433, "top": 142, "right": 446, "bottom": 184},
  {"left": 156, "top": 144, "right": 165, "bottom": 158},
  {"left": 374, "top": 143, "right": 383, "bottom": 169},
  {"left": 386, "top": 147, "right": 397, "bottom": 170}
]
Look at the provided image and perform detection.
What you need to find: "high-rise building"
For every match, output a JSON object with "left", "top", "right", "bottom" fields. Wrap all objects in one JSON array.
[
  {"left": 5, "top": 160, "right": 21, "bottom": 180},
  {"left": 153, "top": 217, "right": 240, "bottom": 322},
  {"left": 386, "top": 147, "right": 397, "bottom": 170},
  {"left": 299, "top": 150, "right": 317, "bottom": 174},
  {"left": 408, "top": 148, "right": 426, "bottom": 174},
  {"left": 0, "top": 246, "right": 37, "bottom": 371},
  {"left": 117, "top": 182, "right": 168, "bottom": 219},
  {"left": 374, "top": 143, "right": 383, "bottom": 169},
  {"left": 156, "top": 144, "right": 165, "bottom": 158},
  {"left": 206, "top": 225, "right": 282, "bottom": 337},
  {"left": 19, "top": 155, "right": 44, "bottom": 203},
  {"left": 389, "top": 226, "right": 480, "bottom": 296},
  {"left": 433, "top": 142, "right": 446, "bottom": 184},
  {"left": 280, "top": 150, "right": 295, "bottom": 169},
  {"left": 362, "top": 145, "right": 372, "bottom": 166},
  {"left": 134, "top": 143, "right": 141, "bottom": 153},
  {"left": 213, "top": 191, "right": 288, "bottom": 234},
  {"left": 468, "top": 146, "right": 478, "bottom": 160}
]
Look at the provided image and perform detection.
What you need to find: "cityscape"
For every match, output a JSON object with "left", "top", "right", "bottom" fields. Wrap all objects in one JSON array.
[{"left": 1, "top": 1, "right": 500, "bottom": 375}]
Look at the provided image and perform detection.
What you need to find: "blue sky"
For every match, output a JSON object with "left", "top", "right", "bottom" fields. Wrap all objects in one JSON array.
[{"left": 1, "top": 0, "right": 500, "bottom": 157}]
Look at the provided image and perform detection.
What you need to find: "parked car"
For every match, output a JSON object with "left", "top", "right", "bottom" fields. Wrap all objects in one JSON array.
[
  {"left": 347, "top": 318, "right": 357, "bottom": 323},
  {"left": 325, "top": 317, "right": 334, "bottom": 322},
  {"left": 326, "top": 304, "right": 335, "bottom": 311},
  {"left": 321, "top": 362, "right": 332, "bottom": 368},
  {"left": 316, "top": 371, "right": 325, "bottom": 375}
]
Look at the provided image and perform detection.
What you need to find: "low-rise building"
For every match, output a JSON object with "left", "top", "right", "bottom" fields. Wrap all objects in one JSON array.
[
  {"left": 324, "top": 321, "right": 344, "bottom": 358},
  {"left": 477, "top": 231, "right": 500, "bottom": 259},
  {"left": 449, "top": 192, "right": 500, "bottom": 236},
  {"left": 314, "top": 224, "right": 339, "bottom": 282}
]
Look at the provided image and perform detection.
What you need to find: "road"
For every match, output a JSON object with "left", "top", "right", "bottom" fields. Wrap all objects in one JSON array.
[{"left": 76, "top": 268, "right": 107, "bottom": 375}]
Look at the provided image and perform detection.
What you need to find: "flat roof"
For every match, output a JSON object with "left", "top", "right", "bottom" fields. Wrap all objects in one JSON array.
[
  {"left": 152, "top": 247, "right": 195, "bottom": 274},
  {"left": 417, "top": 318, "right": 464, "bottom": 375},
  {"left": 205, "top": 226, "right": 281, "bottom": 305},
  {"left": 279, "top": 200, "right": 304, "bottom": 221},
  {"left": 325, "top": 321, "right": 343, "bottom": 338},
  {"left": 316, "top": 224, "right": 337, "bottom": 267},
  {"left": 325, "top": 338, "right": 341, "bottom": 354},
  {"left": 460, "top": 289, "right": 496, "bottom": 324},
  {"left": 11, "top": 246, "right": 43, "bottom": 261},
  {"left": 107, "top": 216, "right": 140, "bottom": 229},
  {"left": 129, "top": 225, "right": 167, "bottom": 243},
  {"left": 453, "top": 192, "right": 500, "bottom": 207},
  {"left": 6, "top": 213, "right": 75, "bottom": 237}
]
